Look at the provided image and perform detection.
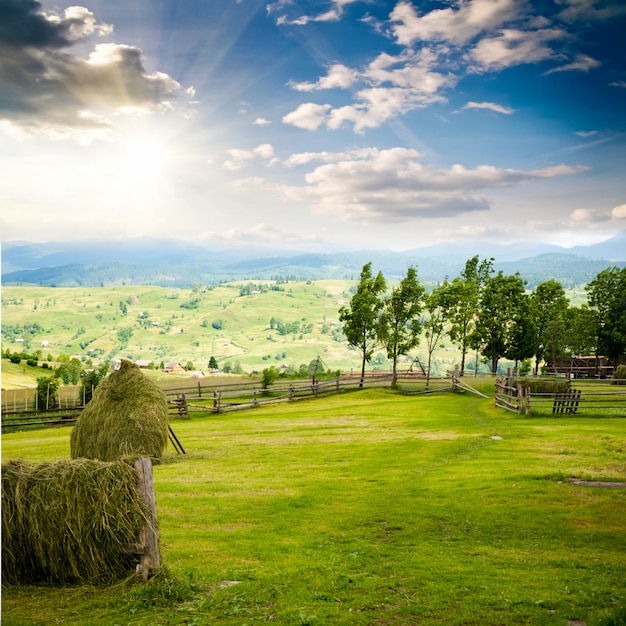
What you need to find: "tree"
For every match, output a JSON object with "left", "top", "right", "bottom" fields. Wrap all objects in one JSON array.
[
  {"left": 339, "top": 262, "right": 386, "bottom": 388},
  {"left": 81, "top": 363, "right": 109, "bottom": 404},
  {"left": 439, "top": 256, "right": 493, "bottom": 375},
  {"left": 505, "top": 293, "right": 537, "bottom": 368},
  {"left": 36, "top": 376, "right": 59, "bottom": 411},
  {"left": 529, "top": 279, "right": 569, "bottom": 374},
  {"left": 566, "top": 305, "right": 599, "bottom": 359},
  {"left": 472, "top": 271, "right": 527, "bottom": 373},
  {"left": 208, "top": 356, "right": 218, "bottom": 370},
  {"left": 586, "top": 267, "right": 626, "bottom": 363},
  {"left": 378, "top": 266, "right": 424, "bottom": 386},
  {"left": 422, "top": 287, "right": 447, "bottom": 388}
]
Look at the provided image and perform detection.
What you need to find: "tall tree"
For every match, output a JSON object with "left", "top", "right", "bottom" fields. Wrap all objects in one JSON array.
[
  {"left": 378, "top": 266, "right": 424, "bottom": 386},
  {"left": 472, "top": 271, "right": 527, "bottom": 373},
  {"left": 505, "top": 293, "right": 537, "bottom": 368},
  {"left": 422, "top": 287, "right": 447, "bottom": 388},
  {"left": 339, "top": 262, "right": 386, "bottom": 388},
  {"left": 529, "top": 279, "right": 569, "bottom": 374},
  {"left": 586, "top": 266, "right": 626, "bottom": 363},
  {"left": 439, "top": 255, "right": 493, "bottom": 375},
  {"left": 565, "top": 305, "right": 599, "bottom": 359}
]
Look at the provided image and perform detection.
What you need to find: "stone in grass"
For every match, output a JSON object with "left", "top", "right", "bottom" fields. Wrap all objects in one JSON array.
[{"left": 71, "top": 360, "right": 169, "bottom": 461}]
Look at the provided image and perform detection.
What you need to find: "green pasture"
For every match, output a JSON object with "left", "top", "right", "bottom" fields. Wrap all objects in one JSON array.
[
  {"left": 2, "top": 384, "right": 625, "bottom": 625},
  {"left": 2, "top": 282, "right": 479, "bottom": 386}
]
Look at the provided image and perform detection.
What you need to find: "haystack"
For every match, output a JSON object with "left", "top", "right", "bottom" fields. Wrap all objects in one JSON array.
[
  {"left": 71, "top": 359, "right": 168, "bottom": 461},
  {"left": 1, "top": 458, "right": 149, "bottom": 584}
]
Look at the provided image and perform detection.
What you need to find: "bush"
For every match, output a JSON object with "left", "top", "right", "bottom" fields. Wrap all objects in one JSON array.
[
  {"left": 9, "top": 354, "right": 21, "bottom": 364},
  {"left": 261, "top": 366, "right": 279, "bottom": 390},
  {"left": 515, "top": 379, "right": 570, "bottom": 394},
  {"left": 612, "top": 364, "right": 626, "bottom": 385}
]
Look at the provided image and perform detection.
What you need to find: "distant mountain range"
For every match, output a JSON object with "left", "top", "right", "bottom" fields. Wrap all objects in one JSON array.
[{"left": 2, "top": 233, "right": 625, "bottom": 289}]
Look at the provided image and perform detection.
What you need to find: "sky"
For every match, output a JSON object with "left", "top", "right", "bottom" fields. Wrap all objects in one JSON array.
[{"left": 1, "top": 0, "right": 625, "bottom": 253}]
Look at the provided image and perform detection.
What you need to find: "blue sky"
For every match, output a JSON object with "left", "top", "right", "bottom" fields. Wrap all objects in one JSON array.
[{"left": 1, "top": 0, "right": 625, "bottom": 252}]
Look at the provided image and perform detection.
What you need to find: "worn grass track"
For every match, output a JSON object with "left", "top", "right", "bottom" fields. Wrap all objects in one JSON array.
[{"left": 2, "top": 386, "right": 625, "bottom": 625}]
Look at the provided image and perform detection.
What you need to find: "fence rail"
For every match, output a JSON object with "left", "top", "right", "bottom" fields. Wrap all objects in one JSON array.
[
  {"left": 2, "top": 371, "right": 456, "bottom": 432},
  {"left": 495, "top": 373, "right": 626, "bottom": 416}
]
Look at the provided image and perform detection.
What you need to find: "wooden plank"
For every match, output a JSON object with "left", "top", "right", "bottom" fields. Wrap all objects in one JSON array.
[{"left": 134, "top": 457, "right": 160, "bottom": 580}]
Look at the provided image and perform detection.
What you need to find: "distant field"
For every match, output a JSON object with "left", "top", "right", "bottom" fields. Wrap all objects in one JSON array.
[
  {"left": 1, "top": 282, "right": 465, "bottom": 387},
  {"left": 1, "top": 281, "right": 589, "bottom": 391},
  {"left": 2, "top": 387, "right": 625, "bottom": 625}
]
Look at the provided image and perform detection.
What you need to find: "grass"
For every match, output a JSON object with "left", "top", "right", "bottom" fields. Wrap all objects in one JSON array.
[
  {"left": 2, "top": 386, "right": 625, "bottom": 625},
  {"left": 1, "top": 282, "right": 479, "bottom": 385}
]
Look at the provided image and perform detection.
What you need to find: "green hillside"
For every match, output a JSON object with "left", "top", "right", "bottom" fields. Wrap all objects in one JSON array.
[{"left": 2, "top": 281, "right": 416, "bottom": 380}]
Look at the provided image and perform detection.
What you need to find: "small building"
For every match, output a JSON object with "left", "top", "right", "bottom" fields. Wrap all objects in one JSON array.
[
  {"left": 135, "top": 359, "right": 151, "bottom": 369},
  {"left": 164, "top": 362, "right": 187, "bottom": 374}
]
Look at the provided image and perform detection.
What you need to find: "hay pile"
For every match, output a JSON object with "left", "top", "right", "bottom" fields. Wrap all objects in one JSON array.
[
  {"left": 71, "top": 360, "right": 168, "bottom": 461},
  {"left": 2, "top": 458, "right": 148, "bottom": 584}
]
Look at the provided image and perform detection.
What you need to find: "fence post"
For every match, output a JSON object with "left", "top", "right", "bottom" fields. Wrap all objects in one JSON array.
[
  {"left": 134, "top": 457, "right": 160, "bottom": 580},
  {"left": 525, "top": 386, "right": 531, "bottom": 415},
  {"left": 517, "top": 382, "right": 523, "bottom": 414}
]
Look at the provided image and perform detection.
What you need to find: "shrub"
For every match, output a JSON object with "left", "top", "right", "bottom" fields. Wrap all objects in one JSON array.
[
  {"left": 1, "top": 458, "right": 148, "bottom": 585},
  {"left": 612, "top": 364, "right": 626, "bottom": 385},
  {"left": 70, "top": 360, "right": 169, "bottom": 461},
  {"left": 515, "top": 379, "right": 570, "bottom": 394}
]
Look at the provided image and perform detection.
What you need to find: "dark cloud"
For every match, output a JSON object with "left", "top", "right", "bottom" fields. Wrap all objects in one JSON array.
[
  {"left": 0, "top": 0, "right": 71, "bottom": 48},
  {"left": 0, "top": 0, "right": 187, "bottom": 140}
]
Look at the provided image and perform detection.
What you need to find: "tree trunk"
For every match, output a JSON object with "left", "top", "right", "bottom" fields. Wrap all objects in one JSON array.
[{"left": 360, "top": 354, "right": 366, "bottom": 389}]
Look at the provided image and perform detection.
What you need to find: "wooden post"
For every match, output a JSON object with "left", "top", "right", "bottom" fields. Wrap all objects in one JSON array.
[
  {"left": 134, "top": 457, "right": 160, "bottom": 580},
  {"left": 517, "top": 382, "right": 523, "bottom": 414},
  {"left": 525, "top": 386, "right": 531, "bottom": 415}
]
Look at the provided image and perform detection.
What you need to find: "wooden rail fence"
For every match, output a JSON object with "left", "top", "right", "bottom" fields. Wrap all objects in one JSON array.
[
  {"left": 495, "top": 372, "right": 626, "bottom": 416},
  {"left": 2, "top": 371, "right": 456, "bottom": 432}
]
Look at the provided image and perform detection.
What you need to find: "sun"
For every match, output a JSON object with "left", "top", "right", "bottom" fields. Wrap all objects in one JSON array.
[{"left": 121, "top": 136, "right": 167, "bottom": 179}]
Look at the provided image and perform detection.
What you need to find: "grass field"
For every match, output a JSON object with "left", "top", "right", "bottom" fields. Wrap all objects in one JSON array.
[
  {"left": 2, "top": 383, "right": 625, "bottom": 625},
  {"left": 0, "top": 282, "right": 499, "bottom": 387}
]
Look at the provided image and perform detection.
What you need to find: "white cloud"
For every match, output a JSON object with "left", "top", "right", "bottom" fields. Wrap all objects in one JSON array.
[
  {"left": 610, "top": 81, "right": 626, "bottom": 88},
  {"left": 289, "top": 64, "right": 358, "bottom": 91},
  {"left": 282, "top": 103, "right": 332, "bottom": 130},
  {"left": 555, "top": 0, "right": 626, "bottom": 22},
  {"left": 575, "top": 130, "right": 598, "bottom": 137},
  {"left": 223, "top": 144, "right": 275, "bottom": 170},
  {"left": 253, "top": 118, "right": 271, "bottom": 125},
  {"left": 468, "top": 28, "right": 566, "bottom": 71},
  {"left": 283, "top": 148, "right": 382, "bottom": 167},
  {"left": 570, "top": 207, "right": 611, "bottom": 223},
  {"left": 462, "top": 101, "right": 515, "bottom": 114},
  {"left": 612, "top": 204, "right": 626, "bottom": 219},
  {"left": 283, "top": 50, "right": 454, "bottom": 132},
  {"left": 199, "top": 223, "right": 320, "bottom": 246},
  {"left": 389, "top": 0, "right": 522, "bottom": 46},
  {"left": 543, "top": 53, "right": 600, "bottom": 75},
  {"left": 277, "top": 148, "right": 588, "bottom": 223},
  {"left": 570, "top": 208, "right": 597, "bottom": 222},
  {"left": 269, "top": 0, "right": 363, "bottom": 25}
]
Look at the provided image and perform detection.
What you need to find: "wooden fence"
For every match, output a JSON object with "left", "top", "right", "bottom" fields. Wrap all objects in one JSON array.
[
  {"left": 2, "top": 371, "right": 456, "bottom": 432},
  {"left": 495, "top": 373, "right": 626, "bottom": 416}
]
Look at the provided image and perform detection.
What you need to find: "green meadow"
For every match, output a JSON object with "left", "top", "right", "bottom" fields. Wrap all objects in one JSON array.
[
  {"left": 1, "top": 282, "right": 376, "bottom": 375},
  {"left": 2, "top": 384, "right": 625, "bottom": 625}
]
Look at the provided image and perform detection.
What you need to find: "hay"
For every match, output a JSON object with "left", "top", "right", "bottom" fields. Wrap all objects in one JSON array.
[
  {"left": 71, "top": 360, "right": 169, "bottom": 461},
  {"left": 1, "top": 458, "right": 149, "bottom": 585}
]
